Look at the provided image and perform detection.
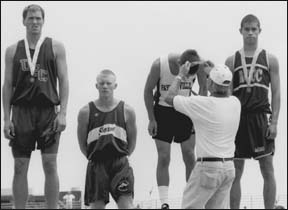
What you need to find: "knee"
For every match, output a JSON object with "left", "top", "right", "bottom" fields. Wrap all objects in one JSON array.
[
  {"left": 14, "top": 160, "right": 29, "bottom": 176},
  {"left": 182, "top": 149, "right": 195, "bottom": 164},
  {"left": 233, "top": 161, "right": 245, "bottom": 180},
  {"left": 260, "top": 166, "right": 275, "bottom": 180},
  {"left": 158, "top": 153, "right": 170, "bottom": 168},
  {"left": 42, "top": 160, "right": 57, "bottom": 175},
  {"left": 117, "top": 196, "right": 134, "bottom": 209}
]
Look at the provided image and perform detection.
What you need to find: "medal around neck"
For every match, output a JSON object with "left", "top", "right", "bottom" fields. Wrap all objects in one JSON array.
[
  {"left": 30, "top": 76, "right": 35, "bottom": 83},
  {"left": 24, "top": 36, "right": 45, "bottom": 77},
  {"left": 239, "top": 48, "right": 261, "bottom": 93}
]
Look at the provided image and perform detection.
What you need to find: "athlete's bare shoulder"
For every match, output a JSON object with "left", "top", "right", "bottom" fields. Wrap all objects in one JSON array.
[
  {"left": 124, "top": 103, "right": 135, "bottom": 114},
  {"left": 52, "top": 39, "right": 64, "bottom": 48},
  {"left": 124, "top": 102, "right": 136, "bottom": 123},
  {"left": 51, "top": 39, "right": 66, "bottom": 57},
  {"left": 151, "top": 57, "right": 160, "bottom": 71},
  {"left": 225, "top": 55, "right": 234, "bottom": 72},
  {"left": 266, "top": 52, "right": 279, "bottom": 73},
  {"left": 78, "top": 104, "right": 90, "bottom": 124},
  {"left": 267, "top": 52, "right": 279, "bottom": 64},
  {"left": 169, "top": 53, "right": 180, "bottom": 60},
  {"left": 5, "top": 42, "right": 18, "bottom": 59}
]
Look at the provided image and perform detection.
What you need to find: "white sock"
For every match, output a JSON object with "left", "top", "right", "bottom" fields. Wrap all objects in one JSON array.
[{"left": 158, "top": 186, "right": 169, "bottom": 205}]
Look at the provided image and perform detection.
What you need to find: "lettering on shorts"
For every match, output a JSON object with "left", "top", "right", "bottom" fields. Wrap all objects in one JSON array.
[{"left": 117, "top": 180, "right": 129, "bottom": 192}]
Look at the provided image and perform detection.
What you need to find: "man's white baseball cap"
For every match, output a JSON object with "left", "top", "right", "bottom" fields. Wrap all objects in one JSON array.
[{"left": 209, "top": 64, "right": 232, "bottom": 86}]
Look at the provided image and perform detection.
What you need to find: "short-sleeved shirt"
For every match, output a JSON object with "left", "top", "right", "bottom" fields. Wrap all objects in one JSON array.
[{"left": 173, "top": 95, "right": 241, "bottom": 158}]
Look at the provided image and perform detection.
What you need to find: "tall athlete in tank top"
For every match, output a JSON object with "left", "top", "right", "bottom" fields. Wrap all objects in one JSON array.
[
  {"left": 77, "top": 70, "right": 137, "bottom": 209},
  {"left": 2, "top": 4, "right": 69, "bottom": 209},
  {"left": 144, "top": 49, "right": 208, "bottom": 209},
  {"left": 225, "top": 14, "right": 281, "bottom": 209}
]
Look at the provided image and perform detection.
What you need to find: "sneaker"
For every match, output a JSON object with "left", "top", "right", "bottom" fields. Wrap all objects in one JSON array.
[{"left": 161, "top": 203, "right": 169, "bottom": 209}]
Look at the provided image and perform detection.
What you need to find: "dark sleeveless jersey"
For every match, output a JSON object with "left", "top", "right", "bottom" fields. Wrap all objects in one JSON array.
[
  {"left": 86, "top": 101, "right": 129, "bottom": 161},
  {"left": 232, "top": 49, "right": 271, "bottom": 114},
  {"left": 11, "top": 37, "right": 59, "bottom": 106}
]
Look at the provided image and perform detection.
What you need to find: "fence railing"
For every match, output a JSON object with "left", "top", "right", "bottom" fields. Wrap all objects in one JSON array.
[{"left": 1, "top": 194, "right": 287, "bottom": 209}]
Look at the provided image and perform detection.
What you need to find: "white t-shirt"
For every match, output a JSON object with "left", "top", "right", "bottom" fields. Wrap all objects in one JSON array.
[{"left": 174, "top": 94, "right": 241, "bottom": 158}]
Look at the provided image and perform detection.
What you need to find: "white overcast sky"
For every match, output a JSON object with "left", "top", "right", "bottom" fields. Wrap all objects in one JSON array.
[{"left": 1, "top": 1, "right": 287, "bottom": 205}]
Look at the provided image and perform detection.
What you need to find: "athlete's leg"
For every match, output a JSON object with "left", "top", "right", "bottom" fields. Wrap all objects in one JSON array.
[
  {"left": 258, "top": 155, "right": 276, "bottom": 209},
  {"left": 155, "top": 140, "right": 171, "bottom": 186},
  {"left": 180, "top": 134, "right": 196, "bottom": 181},
  {"left": 117, "top": 195, "right": 134, "bottom": 209},
  {"left": 12, "top": 157, "right": 31, "bottom": 209},
  {"left": 230, "top": 159, "right": 245, "bottom": 209},
  {"left": 41, "top": 153, "right": 59, "bottom": 209},
  {"left": 90, "top": 200, "right": 106, "bottom": 209},
  {"left": 155, "top": 140, "right": 171, "bottom": 205}
]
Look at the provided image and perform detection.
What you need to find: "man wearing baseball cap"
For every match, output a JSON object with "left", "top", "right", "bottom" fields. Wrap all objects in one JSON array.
[{"left": 164, "top": 62, "right": 241, "bottom": 209}]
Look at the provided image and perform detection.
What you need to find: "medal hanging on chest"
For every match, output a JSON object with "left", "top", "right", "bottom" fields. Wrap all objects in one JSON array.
[
  {"left": 29, "top": 77, "right": 35, "bottom": 83},
  {"left": 239, "top": 48, "right": 261, "bottom": 93},
  {"left": 24, "top": 36, "right": 45, "bottom": 83}
]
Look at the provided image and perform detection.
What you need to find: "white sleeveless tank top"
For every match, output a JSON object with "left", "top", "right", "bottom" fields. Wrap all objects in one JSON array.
[{"left": 158, "top": 55, "right": 196, "bottom": 107}]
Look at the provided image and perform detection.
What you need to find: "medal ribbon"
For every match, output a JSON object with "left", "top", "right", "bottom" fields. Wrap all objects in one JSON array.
[
  {"left": 239, "top": 48, "right": 261, "bottom": 88},
  {"left": 24, "top": 36, "right": 45, "bottom": 76}
]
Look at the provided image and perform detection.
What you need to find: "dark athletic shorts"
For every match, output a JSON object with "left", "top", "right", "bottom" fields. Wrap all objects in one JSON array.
[
  {"left": 84, "top": 156, "right": 134, "bottom": 206},
  {"left": 234, "top": 112, "right": 275, "bottom": 159},
  {"left": 10, "top": 105, "right": 60, "bottom": 158},
  {"left": 153, "top": 104, "right": 195, "bottom": 143}
]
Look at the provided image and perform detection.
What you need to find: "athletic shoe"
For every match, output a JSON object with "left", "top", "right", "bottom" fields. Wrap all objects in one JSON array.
[{"left": 161, "top": 203, "right": 169, "bottom": 209}]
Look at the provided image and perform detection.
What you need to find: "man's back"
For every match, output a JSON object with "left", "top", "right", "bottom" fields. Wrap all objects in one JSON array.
[{"left": 174, "top": 95, "right": 241, "bottom": 158}]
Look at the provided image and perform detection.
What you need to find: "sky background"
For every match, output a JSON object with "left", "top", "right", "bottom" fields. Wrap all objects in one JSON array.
[{"left": 1, "top": 1, "right": 287, "bottom": 207}]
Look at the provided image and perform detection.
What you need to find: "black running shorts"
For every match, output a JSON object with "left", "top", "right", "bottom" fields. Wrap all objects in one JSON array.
[{"left": 153, "top": 104, "right": 195, "bottom": 143}]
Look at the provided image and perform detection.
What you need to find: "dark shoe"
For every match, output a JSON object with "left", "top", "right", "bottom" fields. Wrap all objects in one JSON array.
[{"left": 161, "top": 203, "right": 169, "bottom": 209}]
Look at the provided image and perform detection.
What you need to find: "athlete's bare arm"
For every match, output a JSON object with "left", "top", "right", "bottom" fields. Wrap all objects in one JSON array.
[
  {"left": 225, "top": 55, "right": 234, "bottom": 94},
  {"left": 53, "top": 40, "right": 69, "bottom": 132},
  {"left": 124, "top": 103, "right": 137, "bottom": 156},
  {"left": 197, "top": 66, "right": 208, "bottom": 96},
  {"left": 2, "top": 44, "right": 17, "bottom": 140},
  {"left": 144, "top": 58, "right": 160, "bottom": 137},
  {"left": 144, "top": 58, "right": 160, "bottom": 121},
  {"left": 267, "top": 53, "right": 281, "bottom": 139},
  {"left": 77, "top": 105, "right": 89, "bottom": 157}
]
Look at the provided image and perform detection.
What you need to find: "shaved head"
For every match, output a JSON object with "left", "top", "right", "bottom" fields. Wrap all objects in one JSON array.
[{"left": 96, "top": 69, "right": 116, "bottom": 83}]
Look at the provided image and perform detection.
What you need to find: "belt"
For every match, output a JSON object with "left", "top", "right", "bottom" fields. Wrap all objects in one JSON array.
[{"left": 197, "top": 157, "right": 234, "bottom": 162}]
